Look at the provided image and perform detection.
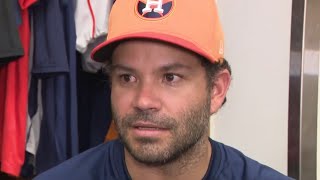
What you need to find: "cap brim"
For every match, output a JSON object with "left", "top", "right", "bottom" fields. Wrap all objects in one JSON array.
[{"left": 91, "top": 32, "right": 216, "bottom": 63}]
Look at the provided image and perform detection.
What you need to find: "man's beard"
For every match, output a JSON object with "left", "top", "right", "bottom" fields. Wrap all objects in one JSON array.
[{"left": 113, "top": 96, "right": 211, "bottom": 166}]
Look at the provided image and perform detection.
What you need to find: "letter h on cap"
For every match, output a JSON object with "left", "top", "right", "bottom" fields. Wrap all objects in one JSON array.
[{"left": 142, "top": 0, "right": 164, "bottom": 14}]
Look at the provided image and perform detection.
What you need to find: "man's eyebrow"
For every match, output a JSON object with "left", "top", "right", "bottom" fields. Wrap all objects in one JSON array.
[
  {"left": 159, "top": 63, "right": 192, "bottom": 71},
  {"left": 110, "top": 63, "right": 192, "bottom": 73},
  {"left": 110, "top": 64, "right": 135, "bottom": 73}
]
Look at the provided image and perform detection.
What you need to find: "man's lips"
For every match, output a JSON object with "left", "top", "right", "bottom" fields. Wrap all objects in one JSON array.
[
  {"left": 132, "top": 121, "right": 168, "bottom": 130},
  {"left": 130, "top": 121, "right": 170, "bottom": 137}
]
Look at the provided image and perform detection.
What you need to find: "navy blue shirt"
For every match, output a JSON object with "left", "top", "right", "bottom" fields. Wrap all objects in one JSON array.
[
  {"left": 31, "top": 0, "right": 79, "bottom": 174},
  {"left": 34, "top": 138, "right": 293, "bottom": 180},
  {"left": 32, "top": 0, "right": 69, "bottom": 74}
]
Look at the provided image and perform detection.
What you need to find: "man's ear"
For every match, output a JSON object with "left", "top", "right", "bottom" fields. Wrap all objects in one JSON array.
[{"left": 210, "top": 69, "right": 231, "bottom": 114}]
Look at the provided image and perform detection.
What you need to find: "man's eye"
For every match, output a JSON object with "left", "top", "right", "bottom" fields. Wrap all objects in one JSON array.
[
  {"left": 164, "top": 74, "right": 180, "bottom": 83},
  {"left": 121, "top": 74, "right": 136, "bottom": 83}
]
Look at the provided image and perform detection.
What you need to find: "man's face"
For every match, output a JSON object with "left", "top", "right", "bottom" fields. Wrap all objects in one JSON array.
[{"left": 110, "top": 40, "right": 212, "bottom": 165}]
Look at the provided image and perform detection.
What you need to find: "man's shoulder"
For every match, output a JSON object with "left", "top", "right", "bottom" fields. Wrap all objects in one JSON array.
[
  {"left": 34, "top": 140, "right": 126, "bottom": 180},
  {"left": 211, "top": 139, "right": 294, "bottom": 180}
]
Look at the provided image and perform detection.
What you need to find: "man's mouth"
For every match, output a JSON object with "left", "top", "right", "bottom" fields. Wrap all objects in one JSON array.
[
  {"left": 131, "top": 121, "right": 170, "bottom": 137},
  {"left": 133, "top": 121, "right": 167, "bottom": 129}
]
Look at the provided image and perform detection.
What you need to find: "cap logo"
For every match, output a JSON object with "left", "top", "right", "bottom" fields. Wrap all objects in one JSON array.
[{"left": 137, "top": 0, "right": 173, "bottom": 19}]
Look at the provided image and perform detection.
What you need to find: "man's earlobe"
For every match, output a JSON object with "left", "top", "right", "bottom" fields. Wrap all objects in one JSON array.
[{"left": 210, "top": 69, "right": 231, "bottom": 114}]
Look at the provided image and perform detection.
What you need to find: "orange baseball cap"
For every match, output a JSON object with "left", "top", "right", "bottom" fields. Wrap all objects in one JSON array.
[{"left": 91, "top": 0, "right": 224, "bottom": 63}]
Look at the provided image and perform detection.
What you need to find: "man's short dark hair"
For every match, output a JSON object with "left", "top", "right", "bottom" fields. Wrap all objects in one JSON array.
[{"left": 199, "top": 57, "right": 231, "bottom": 105}]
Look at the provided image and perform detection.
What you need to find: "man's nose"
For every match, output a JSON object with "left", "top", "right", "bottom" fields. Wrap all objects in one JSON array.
[{"left": 133, "top": 82, "right": 161, "bottom": 112}]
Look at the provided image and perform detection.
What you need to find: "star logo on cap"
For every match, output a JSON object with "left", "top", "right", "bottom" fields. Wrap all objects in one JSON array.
[{"left": 136, "top": 0, "right": 174, "bottom": 19}]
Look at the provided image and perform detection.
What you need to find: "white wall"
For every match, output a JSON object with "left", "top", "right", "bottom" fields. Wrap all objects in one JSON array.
[
  {"left": 318, "top": 50, "right": 320, "bottom": 180},
  {"left": 210, "top": 0, "right": 292, "bottom": 175}
]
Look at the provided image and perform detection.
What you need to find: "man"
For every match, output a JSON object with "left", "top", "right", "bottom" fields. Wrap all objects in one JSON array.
[{"left": 35, "top": 0, "right": 293, "bottom": 179}]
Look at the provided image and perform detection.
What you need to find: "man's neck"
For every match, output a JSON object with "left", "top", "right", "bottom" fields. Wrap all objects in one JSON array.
[{"left": 124, "top": 136, "right": 212, "bottom": 180}]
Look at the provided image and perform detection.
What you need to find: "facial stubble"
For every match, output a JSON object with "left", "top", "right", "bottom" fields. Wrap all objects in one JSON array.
[{"left": 112, "top": 95, "right": 211, "bottom": 167}]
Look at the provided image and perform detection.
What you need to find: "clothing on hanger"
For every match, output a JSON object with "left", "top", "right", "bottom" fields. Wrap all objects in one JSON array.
[{"left": 0, "top": 0, "right": 37, "bottom": 176}]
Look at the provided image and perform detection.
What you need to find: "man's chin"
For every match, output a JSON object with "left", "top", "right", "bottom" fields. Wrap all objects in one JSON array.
[
  {"left": 129, "top": 149, "right": 173, "bottom": 166},
  {"left": 134, "top": 136, "right": 161, "bottom": 144}
]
